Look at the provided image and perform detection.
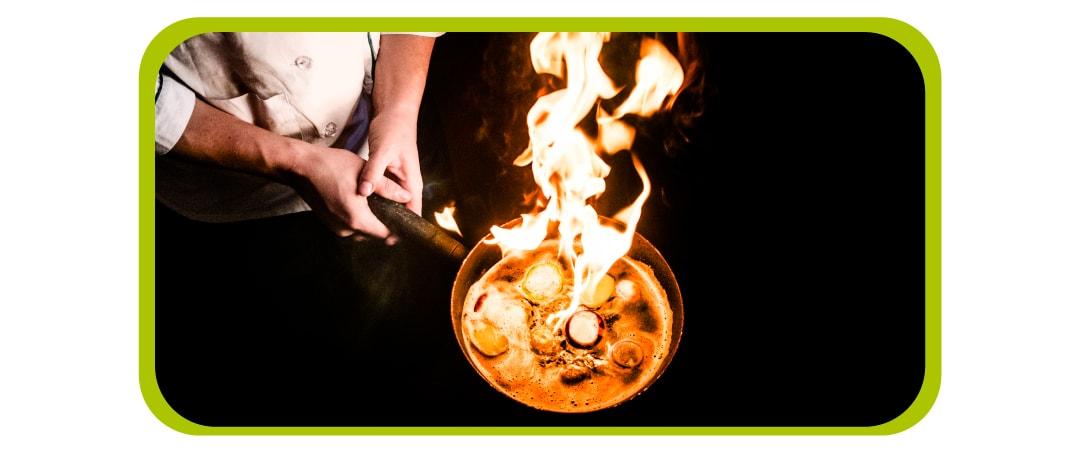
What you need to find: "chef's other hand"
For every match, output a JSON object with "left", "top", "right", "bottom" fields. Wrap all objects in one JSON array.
[
  {"left": 358, "top": 110, "right": 424, "bottom": 215},
  {"left": 289, "top": 141, "right": 412, "bottom": 243},
  {"left": 170, "top": 100, "right": 409, "bottom": 244}
]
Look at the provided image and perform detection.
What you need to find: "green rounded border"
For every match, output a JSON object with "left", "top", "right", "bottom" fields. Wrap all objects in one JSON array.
[{"left": 139, "top": 17, "right": 941, "bottom": 435}]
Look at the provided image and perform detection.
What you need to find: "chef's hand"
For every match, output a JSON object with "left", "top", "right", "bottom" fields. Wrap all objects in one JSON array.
[
  {"left": 359, "top": 110, "right": 423, "bottom": 215},
  {"left": 170, "top": 99, "right": 411, "bottom": 244},
  {"left": 358, "top": 33, "right": 435, "bottom": 215},
  {"left": 289, "top": 141, "right": 413, "bottom": 243}
]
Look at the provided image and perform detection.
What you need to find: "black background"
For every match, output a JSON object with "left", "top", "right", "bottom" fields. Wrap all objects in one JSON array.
[{"left": 155, "top": 32, "right": 925, "bottom": 427}]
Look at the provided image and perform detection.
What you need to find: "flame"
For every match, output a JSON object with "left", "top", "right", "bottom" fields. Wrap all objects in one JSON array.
[
  {"left": 487, "top": 33, "right": 683, "bottom": 330},
  {"left": 434, "top": 203, "right": 463, "bottom": 237}
]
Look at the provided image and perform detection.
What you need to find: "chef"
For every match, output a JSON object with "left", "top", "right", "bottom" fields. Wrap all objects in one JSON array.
[{"left": 155, "top": 32, "right": 442, "bottom": 242}]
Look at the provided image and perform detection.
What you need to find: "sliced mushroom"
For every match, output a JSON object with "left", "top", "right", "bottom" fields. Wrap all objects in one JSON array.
[
  {"left": 610, "top": 340, "right": 644, "bottom": 368},
  {"left": 468, "top": 320, "right": 509, "bottom": 357}
]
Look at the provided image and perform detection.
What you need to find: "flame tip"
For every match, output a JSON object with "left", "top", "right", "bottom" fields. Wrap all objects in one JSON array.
[{"left": 434, "top": 203, "right": 463, "bottom": 237}]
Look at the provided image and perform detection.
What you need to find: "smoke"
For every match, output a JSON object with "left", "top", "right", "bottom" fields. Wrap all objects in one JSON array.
[
  {"left": 648, "top": 32, "right": 708, "bottom": 158},
  {"left": 470, "top": 33, "right": 546, "bottom": 169}
]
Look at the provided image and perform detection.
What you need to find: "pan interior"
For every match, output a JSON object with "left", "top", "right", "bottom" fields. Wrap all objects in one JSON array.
[{"left": 450, "top": 219, "right": 683, "bottom": 412}]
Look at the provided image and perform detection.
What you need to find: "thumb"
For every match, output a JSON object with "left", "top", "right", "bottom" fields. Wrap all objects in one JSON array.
[{"left": 358, "top": 149, "right": 392, "bottom": 197}]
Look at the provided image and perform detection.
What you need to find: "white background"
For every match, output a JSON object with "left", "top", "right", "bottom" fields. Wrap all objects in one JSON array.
[{"left": 1, "top": 0, "right": 1078, "bottom": 449}]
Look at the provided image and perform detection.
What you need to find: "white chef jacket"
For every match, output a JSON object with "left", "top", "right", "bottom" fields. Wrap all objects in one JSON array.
[{"left": 155, "top": 32, "right": 442, "bottom": 223}]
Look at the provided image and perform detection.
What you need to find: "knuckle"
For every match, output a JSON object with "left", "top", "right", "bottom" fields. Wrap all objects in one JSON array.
[{"left": 349, "top": 217, "right": 367, "bottom": 231}]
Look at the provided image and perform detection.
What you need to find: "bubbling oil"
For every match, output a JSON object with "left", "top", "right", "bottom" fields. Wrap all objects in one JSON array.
[{"left": 461, "top": 242, "right": 673, "bottom": 413}]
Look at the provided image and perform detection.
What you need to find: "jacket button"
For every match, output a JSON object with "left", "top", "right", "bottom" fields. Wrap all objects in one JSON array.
[
  {"left": 323, "top": 121, "right": 338, "bottom": 138},
  {"left": 294, "top": 56, "right": 312, "bottom": 69}
]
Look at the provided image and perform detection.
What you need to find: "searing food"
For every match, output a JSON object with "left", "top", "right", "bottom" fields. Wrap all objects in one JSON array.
[{"left": 461, "top": 241, "right": 673, "bottom": 413}]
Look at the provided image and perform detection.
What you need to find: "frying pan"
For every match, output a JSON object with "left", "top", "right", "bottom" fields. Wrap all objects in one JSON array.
[{"left": 368, "top": 195, "right": 684, "bottom": 412}]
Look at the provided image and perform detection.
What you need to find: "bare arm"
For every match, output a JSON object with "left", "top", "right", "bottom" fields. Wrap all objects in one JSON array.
[
  {"left": 169, "top": 99, "right": 412, "bottom": 241},
  {"left": 359, "top": 34, "right": 436, "bottom": 214},
  {"left": 173, "top": 99, "right": 300, "bottom": 180}
]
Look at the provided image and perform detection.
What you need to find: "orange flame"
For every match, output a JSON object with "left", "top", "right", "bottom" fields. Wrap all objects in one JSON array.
[
  {"left": 434, "top": 203, "right": 463, "bottom": 237},
  {"left": 487, "top": 33, "right": 683, "bottom": 329}
]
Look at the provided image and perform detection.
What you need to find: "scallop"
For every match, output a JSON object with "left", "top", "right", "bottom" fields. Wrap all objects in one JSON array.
[
  {"left": 522, "top": 261, "right": 564, "bottom": 304},
  {"left": 468, "top": 320, "right": 509, "bottom": 357},
  {"left": 583, "top": 274, "right": 615, "bottom": 308}
]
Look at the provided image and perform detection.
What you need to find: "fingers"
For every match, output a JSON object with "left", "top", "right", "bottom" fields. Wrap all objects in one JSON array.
[
  {"left": 346, "top": 195, "right": 402, "bottom": 245},
  {"left": 350, "top": 231, "right": 401, "bottom": 246},
  {"left": 295, "top": 146, "right": 405, "bottom": 244},
  {"left": 404, "top": 163, "right": 423, "bottom": 215},
  {"left": 307, "top": 200, "right": 355, "bottom": 238},
  {"left": 344, "top": 197, "right": 392, "bottom": 240},
  {"left": 372, "top": 174, "right": 413, "bottom": 204},
  {"left": 358, "top": 147, "right": 393, "bottom": 197},
  {"left": 388, "top": 164, "right": 423, "bottom": 215}
]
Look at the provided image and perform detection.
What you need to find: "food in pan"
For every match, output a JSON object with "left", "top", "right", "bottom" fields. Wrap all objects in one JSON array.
[{"left": 461, "top": 241, "right": 673, "bottom": 413}]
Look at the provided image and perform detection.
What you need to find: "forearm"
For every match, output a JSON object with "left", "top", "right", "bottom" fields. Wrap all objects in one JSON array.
[
  {"left": 171, "top": 99, "right": 306, "bottom": 183},
  {"left": 373, "top": 34, "right": 436, "bottom": 120}
]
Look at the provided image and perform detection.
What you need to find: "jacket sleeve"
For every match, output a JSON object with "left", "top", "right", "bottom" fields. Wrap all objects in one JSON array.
[{"left": 154, "top": 71, "right": 196, "bottom": 156}]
